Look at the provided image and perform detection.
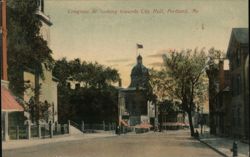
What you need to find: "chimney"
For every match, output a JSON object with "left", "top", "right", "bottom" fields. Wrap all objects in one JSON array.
[{"left": 219, "top": 59, "right": 224, "bottom": 90}]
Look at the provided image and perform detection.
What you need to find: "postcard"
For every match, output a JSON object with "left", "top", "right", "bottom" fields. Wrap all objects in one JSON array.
[{"left": 1, "top": 0, "right": 249, "bottom": 157}]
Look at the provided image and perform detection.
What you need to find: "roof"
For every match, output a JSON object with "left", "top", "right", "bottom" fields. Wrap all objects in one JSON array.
[
  {"left": 232, "top": 28, "right": 249, "bottom": 44},
  {"left": 120, "top": 119, "right": 129, "bottom": 127},
  {"left": 227, "top": 28, "right": 249, "bottom": 57},
  {"left": 1, "top": 86, "right": 24, "bottom": 112}
]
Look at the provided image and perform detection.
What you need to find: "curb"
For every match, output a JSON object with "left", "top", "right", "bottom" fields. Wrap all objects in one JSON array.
[
  {"left": 197, "top": 138, "right": 229, "bottom": 157},
  {"left": 2, "top": 133, "right": 116, "bottom": 151}
]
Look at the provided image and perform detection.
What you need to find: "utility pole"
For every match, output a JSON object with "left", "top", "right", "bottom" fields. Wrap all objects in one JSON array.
[{"left": 1, "top": 0, "right": 8, "bottom": 81}]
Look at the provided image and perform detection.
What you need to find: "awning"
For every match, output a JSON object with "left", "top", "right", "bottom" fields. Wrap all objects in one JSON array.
[
  {"left": 1, "top": 86, "right": 24, "bottom": 112},
  {"left": 120, "top": 119, "right": 129, "bottom": 127},
  {"left": 135, "top": 122, "right": 153, "bottom": 129}
]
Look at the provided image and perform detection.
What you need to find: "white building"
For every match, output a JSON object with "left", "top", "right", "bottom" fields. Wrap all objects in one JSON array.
[{"left": 23, "top": 0, "right": 58, "bottom": 123}]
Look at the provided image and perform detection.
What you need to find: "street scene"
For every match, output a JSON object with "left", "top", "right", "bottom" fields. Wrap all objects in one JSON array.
[
  {"left": 4, "top": 130, "right": 222, "bottom": 157},
  {"left": 1, "top": 0, "right": 249, "bottom": 157}
]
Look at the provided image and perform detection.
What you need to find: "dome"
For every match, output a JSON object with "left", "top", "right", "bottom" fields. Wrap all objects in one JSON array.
[
  {"left": 129, "top": 55, "right": 149, "bottom": 88},
  {"left": 137, "top": 55, "right": 142, "bottom": 60}
]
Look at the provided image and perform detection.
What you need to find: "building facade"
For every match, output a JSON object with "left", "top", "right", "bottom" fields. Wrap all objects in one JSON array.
[
  {"left": 226, "top": 28, "right": 249, "bottom": 139},
  {"left": 213, "top": 60, "right": 231, "bottom": 136},
  {"left": 206, "top": 29, "right": 249, "bottom": 139},
  {"left": 118, "top": 55, "right": 156, "bottom": 127},
  {"left": 160, "top": 111, "right": 186, "bottom": 130},
  {"left": 23, "top": 65, "right": 58, "bottom": 123},
  {"left": 1, "top": 1, "right": 24, "bottom": 141},
  {"left": 23, "top": 0, "right": 58, "bottom": 124}
]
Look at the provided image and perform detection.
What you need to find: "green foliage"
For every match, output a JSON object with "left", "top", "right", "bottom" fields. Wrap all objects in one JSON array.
[
  {"left": 150, "top": 48, "right": 212, "bottom": 136},
  {"left": 205, "top": 48, "right": 222, "bottom": 82},
  {"left": 149, "top": 68, "right": 173, "bottom": 102},
  {"left": 158, "top": 99, "right": 181, "bottom": 113},
  {"left": 7, "top": 0, "right": 54, "bottom": 97},
  {"left": 162, "top": 48, "right": 207, "bottom": 112},
  {"left": 53, "top": 58, "right": 120, "bottom": 123},
  {"left": 53, "top": 58, "right": 120, "bottom": 88},
  {"left": 20, "top": 95, "right": 53, "bottom": 123}
]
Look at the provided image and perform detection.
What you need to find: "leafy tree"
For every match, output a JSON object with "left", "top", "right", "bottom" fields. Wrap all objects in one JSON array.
[
  {"left": 7, "top": 0, "right": 54, "bottom": 97},
  {"left": 53, "top": 58, "right": 120, "bottom": 123},
  {"left": 7, "top": 0, "right": 54, "bottom": 124},
  {"left": 26, "top": 97, "right": 53, "bottom": 123},
  {"left": 153, "top": 48, "right": 208, "bottom": 136},
  {"left": 149, "top": 68, "right": 173, "bottom": 102}
]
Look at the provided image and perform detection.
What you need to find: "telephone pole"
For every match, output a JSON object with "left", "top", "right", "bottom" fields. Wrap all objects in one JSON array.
[{"left": 1, "top": 0, "right": 8, "bottom": 81}]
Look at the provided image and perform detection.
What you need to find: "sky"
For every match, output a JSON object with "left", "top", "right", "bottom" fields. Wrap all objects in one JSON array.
[{"left": 45, "top": 0, "right": 248, "bottom": 87}]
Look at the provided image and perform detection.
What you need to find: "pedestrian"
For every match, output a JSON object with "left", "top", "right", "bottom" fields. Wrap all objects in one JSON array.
[{"left": 195, "top": 130, "right": 199, "bottom": 139}]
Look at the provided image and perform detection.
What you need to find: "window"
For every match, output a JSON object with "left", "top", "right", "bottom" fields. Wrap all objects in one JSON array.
[
  {"left": 236, "top": 75, "right": 241, "bottom": 95},
  {"left": 75, "top": 83, "right": 80, "bottom": 90},
  {"left": 230, "top": 58, "right": 234, "bottom": 70},
  {"left": 41, "top": 0, "right": 44, "bottom": 12},
  {"left": 37, "top": 0, "right": 44, "bottom": 12},
  {"left": 237, "top": 107, "right": 241, "bottom": 127},
  {"left": 236, "top": 48, "right": 241, "bottom": 67},
  {"left": 232, "top": 75, "right": 241, "bottom": 96},
  {"left": 231, "top": 76, "right": 234, "bottom": 95},
  {"left": 232, "top": 108, "right": 237, "bottom": 127}
]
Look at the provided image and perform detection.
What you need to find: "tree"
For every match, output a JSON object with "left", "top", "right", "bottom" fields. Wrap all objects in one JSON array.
[
  {"left": 53, "top": 58, "right": 121, "bottom": 123},
  {"left": 160, "top": 48, "right": 207, "bottom": 136},
  {"left": 26, "top": 98, "right": 53, "bottom": 122},
  {"left": 7, "top": 1, "right": 54, "bottom": 124},
  {"left": 149, "top": 68, "right": 173, "bottom": 102},
  {"left": 7, "top": 0, "right": 54, "bottom": 97}
]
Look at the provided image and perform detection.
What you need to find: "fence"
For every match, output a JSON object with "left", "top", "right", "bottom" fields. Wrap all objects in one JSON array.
[
  {"left": 8, "top": 121, "right": 70, "bottom": 140},
  {"left": 120, "top": 125, "right": 133, "bottom": 134},
  {"left": 9, "top": 125, "right": 26, "bottom": 139},
  {"left": 82, "top": 121, "right": 116, "bottom": 132},
  {"left": 8, "top": 120, "right": 134, "bottom": 140},
  {"left": 82, "top": 121, "right": 133, "bottom": 134}
]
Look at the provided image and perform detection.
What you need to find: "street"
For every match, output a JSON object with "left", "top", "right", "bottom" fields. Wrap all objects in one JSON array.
[{"left": 3, "top": 130, "right": 221, "bottom": 157}]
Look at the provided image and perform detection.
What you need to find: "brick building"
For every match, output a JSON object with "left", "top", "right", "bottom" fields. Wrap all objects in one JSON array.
[
  {"left": 226, "top": 28, "right": 249, "bottom": 139},
  {"left": 213, "top": 60, "right": 231, "bottom": 136}
]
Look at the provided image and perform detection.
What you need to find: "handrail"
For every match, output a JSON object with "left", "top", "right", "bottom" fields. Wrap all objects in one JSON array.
[{"left": 70, "top": 120, "right": 81, "bottom": 130}]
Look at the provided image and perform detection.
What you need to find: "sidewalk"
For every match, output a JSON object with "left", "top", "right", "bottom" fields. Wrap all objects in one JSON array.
[
  {"left": 2, "top": 132, "right": 116, "bottom": 150},
  {"left": 198, "top": 132, "right": 249, "bottom": 157}
]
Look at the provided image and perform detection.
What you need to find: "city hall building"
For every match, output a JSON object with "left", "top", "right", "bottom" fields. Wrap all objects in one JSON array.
[{"left": 118, "top": 55, "right": 156, "bottom": 127}]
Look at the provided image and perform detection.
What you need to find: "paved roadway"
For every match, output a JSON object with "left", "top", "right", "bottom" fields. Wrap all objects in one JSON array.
[{"left": 3, "top": 130, "right": 221, "bottom": 157}]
